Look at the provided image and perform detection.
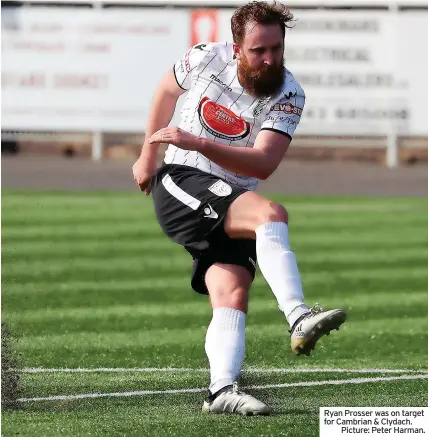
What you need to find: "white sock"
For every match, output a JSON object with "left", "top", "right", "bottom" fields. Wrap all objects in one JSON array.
[
  {"left": 204, "top": 307, "right": 246, "bottom": 395},
  {"left": 255, "top": 221, "right": 309, "bottom": 327}
]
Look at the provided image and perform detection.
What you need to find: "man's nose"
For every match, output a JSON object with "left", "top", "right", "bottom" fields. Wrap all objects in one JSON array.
[{"left": 263, "top": 53, "right": 275, "bottom": 66}]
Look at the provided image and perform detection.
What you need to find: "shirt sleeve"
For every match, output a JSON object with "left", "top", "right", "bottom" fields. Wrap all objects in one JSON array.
[
  {"left": 260, "top": 90, "right": 305, "bottom": 139},
  {"left": 173, "top": 43, "right": 213, "bottom": 91}
]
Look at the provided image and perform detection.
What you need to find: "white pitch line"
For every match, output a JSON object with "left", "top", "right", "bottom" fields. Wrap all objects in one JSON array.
[
  {"left": 17, "top": 367, "right": 428, "bottom": 374},
  {"left": 18, "top": 374, "right": 428, "bottom": 403}
]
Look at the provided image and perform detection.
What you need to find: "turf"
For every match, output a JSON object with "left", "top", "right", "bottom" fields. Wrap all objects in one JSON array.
[{"left": 2, "top": 190, "right": 428, "bottom": 436}]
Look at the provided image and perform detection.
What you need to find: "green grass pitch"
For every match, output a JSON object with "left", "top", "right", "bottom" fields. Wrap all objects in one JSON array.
[{"left": 2, "top": 190, "right": 428, "bottom": 436}]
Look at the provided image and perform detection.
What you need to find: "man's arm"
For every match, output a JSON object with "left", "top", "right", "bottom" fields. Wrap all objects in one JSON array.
[
  {"left": 197, "top": 130, "right": 291, "bottom": 180},
  {"left": 149, "top": 127, "right": 291, "bottom": 180},
  {"left": 133, "top": 70, "right": 185, "bottom": 193},
  {"left": 139, "top": 70, "right": 186, "bottom": 163}
]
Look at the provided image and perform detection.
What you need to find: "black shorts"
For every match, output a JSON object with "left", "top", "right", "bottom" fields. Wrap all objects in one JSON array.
[{"left": 150, "top": 164, "right": 257, "bottom": 295}]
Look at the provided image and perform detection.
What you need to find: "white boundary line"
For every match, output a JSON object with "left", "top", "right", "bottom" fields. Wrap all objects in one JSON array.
[
  {"left": 16, "top": 367, "right": 428, "bottom": 374},
  {"left": 18, "top": 374, "right": 428, "bottom": 403}
]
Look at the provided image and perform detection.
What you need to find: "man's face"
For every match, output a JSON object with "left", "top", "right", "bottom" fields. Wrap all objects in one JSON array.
[{"left": 234, "top": 22, "right": 285, "bottom": 98}]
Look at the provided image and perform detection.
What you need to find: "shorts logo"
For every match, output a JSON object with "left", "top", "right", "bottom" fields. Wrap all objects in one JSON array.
[
  {"left": 203, "top": 204, "right": 218, "bottom": 219},
  {"left": 198, "top": 96, "right": 250, "bottom": 140},
  {"left": 208, "top": 180, "right": 232, "bottom": 197},
  {"left": 248, "top": 257, "right": 256, "bottom": 268}
]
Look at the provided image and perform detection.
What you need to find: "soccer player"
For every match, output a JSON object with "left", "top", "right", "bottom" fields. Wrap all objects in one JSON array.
[{"left": 132, "top": 1, "right": 346, "bottom": 416}]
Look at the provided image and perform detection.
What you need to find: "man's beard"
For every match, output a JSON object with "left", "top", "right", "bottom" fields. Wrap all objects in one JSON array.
[{"left": 238, "top": 55, "right": 285, "bottom": 98}]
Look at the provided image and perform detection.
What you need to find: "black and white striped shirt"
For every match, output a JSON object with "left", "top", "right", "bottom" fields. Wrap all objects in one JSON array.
[{"left": 166, "top": 42, "right": 305, "bottom": 191}]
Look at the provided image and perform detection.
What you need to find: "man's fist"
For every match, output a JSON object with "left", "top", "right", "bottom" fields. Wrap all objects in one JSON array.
[
  {"left": 132, "top": 157, "right": 158, "bottom": 195},
  {"left": 149, "top": 127, "right": 200, "bottom": 151}
]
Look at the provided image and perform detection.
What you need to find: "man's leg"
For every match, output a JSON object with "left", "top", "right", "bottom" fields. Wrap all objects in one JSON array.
[
  {"left": 224, "top": 192, "right": 346, "bottom": 355},
  {"left": 224, "top": 192, "right": 308, "bottom": 325},
  {"left": 204, "top": 263, "right": 249, "bottom": 395},
  {"left": 201, "top": 263, "right": 270, "bottom": 415}
]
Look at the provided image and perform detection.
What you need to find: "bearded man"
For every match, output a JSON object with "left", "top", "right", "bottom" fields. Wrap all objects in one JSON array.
[{"left": 132, "top": 1, "right": 346, "bottom": 416}]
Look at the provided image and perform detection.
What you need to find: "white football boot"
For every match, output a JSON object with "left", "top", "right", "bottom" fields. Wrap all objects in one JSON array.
[
  {"left": 290, "top": 303, "right": 346, "bottom": 356},
  {"left": 202, "top": 382, "right": 271, "bottom": 416}
]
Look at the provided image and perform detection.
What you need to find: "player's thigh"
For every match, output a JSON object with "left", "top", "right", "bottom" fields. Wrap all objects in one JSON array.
[
  {"left": 223, "top": 191, "right": 288, "bottom": 240},
  {"left": 150, "top": 164, "right": 247, "bottom": 252},
  {"left": 205, "top": 263, "right": 253, "bottom": 314}
]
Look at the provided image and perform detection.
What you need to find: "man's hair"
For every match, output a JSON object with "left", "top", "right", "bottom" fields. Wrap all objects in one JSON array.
[{"left": 231, "top": 1, "right": 294, "bottom": 45}]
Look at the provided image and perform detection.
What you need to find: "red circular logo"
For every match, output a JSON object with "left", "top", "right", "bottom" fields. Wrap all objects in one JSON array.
[{"left": 198, "top": 96, "right": 250, "bottom": 140}]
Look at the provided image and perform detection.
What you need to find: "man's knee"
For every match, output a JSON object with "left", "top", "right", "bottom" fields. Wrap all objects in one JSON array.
[
  {"left": 257, "top": 201, "right": 288, "bottom": 226},
  {"left": 210, "top": 286, "right": 248, "bottom": 313},
  {"left": 205, "top": 264, "right": 252, "bottom": 314},
  {"left": 225, "top": 192, "right": 289, "bottom": 239}
]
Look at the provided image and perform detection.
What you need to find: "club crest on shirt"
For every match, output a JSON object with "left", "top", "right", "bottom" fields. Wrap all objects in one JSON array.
[
  {"left": 253, "top": 97, "right": 270, "bottom": 117},
  {"left": 198, "top": 96, "right": 250, "bottom": 140}
]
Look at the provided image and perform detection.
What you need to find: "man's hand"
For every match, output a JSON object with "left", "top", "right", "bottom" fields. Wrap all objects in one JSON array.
[
  {"left": 132, "top": 156, "right": 158, "bottom": 195},
  {"left": 149, "top": 127, "right": 200, "bottom": 151}
]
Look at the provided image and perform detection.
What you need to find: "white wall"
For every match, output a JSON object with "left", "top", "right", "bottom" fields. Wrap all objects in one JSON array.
[{"left": 1, "top": 6, "right": 428, "bottom": 135}]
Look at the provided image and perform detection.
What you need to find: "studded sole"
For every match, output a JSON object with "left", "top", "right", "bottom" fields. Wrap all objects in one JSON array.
[{"left": 294, "top": 310, "right": 347, "bottom": 356}]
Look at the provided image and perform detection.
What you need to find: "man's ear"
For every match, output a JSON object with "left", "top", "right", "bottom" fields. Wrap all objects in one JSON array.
[{"left": 233, "top": 43, "right": 241, "bottom": 60}]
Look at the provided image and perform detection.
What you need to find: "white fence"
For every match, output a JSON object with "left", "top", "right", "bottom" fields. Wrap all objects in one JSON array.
[{"left": 2, "top": 2, "right": 428, "bottom": 166}]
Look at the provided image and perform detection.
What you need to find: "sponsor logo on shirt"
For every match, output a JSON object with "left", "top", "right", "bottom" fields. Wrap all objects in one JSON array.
[
  {"left": 210, "top": 74, "right": 232, "bottom": 92},
  {"left": 184, "top": 49, "right": 191, "bottom": 73},
  {"left": 198, "top": 96, "right": 250, "bottom": 140},
  {"left": 270, "top": 102, "right": 303, "bottom": 116},
  {"left": 266, "top": 115, "right": 299, "bottom": 126}
]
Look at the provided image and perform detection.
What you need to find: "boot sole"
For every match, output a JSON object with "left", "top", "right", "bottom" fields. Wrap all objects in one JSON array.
[
  {"left": 202, "top": 406, "right": 270, "bottom": 416},
  {"left": 292, "top": 309, "right": 346, "bottom": 356},
  {"left": 242, "top": 410, "right": 271, "bottom": 416}
]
